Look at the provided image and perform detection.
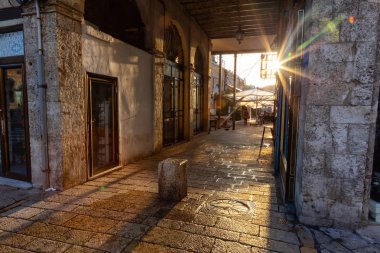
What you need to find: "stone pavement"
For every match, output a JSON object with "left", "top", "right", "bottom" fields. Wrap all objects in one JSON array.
[{"left": 0, "top": 123, "right": 379, "bottom": 253}]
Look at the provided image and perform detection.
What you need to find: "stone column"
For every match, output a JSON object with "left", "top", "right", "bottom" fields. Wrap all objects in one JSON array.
[
  {"left": 23, "top": 0, "right": 86, "bottom": 190},
  {"left": 153, "top": 54, "right": 164, "bottom": 152},
  {"left": 189, "top": 65, "right": 195, "bottom": 139},
  {"left": 296, "top": 1, "right": 380, "bottom": 228}
]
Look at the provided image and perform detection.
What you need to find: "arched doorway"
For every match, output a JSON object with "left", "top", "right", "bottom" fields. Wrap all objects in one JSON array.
[
  {"left": 163, "top": 25, "right": 185, "bottom": 146},
  {"left": 193, "top": 49, "right": 204, "bottom": 134}
]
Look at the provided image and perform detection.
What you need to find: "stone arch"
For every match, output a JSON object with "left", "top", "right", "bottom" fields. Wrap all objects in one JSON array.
[
  {"left": 164, "top": 24, "right": 184, "bottom": 64},
  {"left": 162, "top": 22, "right": 188, "bottom": 145},
  {"left": 164, "top": 20, "right": 189, "bottom": 67},
  {"left": 84, "top": 0, "right": 146, "bottom": 50}
]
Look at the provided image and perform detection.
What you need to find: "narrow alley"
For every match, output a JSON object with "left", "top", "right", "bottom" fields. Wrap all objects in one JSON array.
[{"left": 0, "top": 124, "right": 378, "bottom": 253}]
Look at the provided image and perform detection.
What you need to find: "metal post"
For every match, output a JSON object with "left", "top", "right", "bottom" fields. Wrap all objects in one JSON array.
[
  {"left": 233, "top": 53, "right": 237, "bottom": 130},
  {"left": 35, "top": 0, "right": 50, "bottom": 189},
  {"left": 218, "top": 54, "right": 222, "bottom": 128}
]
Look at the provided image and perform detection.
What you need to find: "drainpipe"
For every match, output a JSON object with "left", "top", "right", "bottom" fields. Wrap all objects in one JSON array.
[{"left": 34, "top": 0, "right": 50, "bottom": 190}]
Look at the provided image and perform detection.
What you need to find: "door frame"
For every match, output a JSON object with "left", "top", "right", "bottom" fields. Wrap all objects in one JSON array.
[
  {"left": 193, "top": 72, "right": 203, "bottom": 134},
  {"left": 163, "top": 60, "right": 185, "bottom": 146},
  {"left": 86, "top": 72, "right": 119, "bottom": 179},
  {"left": 0, "top": 61, "right": 31, "bottom": 182}
]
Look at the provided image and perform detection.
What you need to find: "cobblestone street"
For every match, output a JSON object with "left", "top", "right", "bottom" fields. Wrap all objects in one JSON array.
[{"left": 0, "top": 124, "right": 379, "bottom": 253}]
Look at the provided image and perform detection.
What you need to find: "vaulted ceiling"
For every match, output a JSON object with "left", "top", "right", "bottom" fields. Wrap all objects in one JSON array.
[{"left": 179, "top": 0, "right": 281, "bottom": 53}]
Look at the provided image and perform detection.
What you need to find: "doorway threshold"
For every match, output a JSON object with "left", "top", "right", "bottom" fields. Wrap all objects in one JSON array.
[{"left": 0, "top": 177, "right": 32, "bottom": 190}]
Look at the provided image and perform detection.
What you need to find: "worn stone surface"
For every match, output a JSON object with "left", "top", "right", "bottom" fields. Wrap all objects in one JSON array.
[{"left": 0, "top": 125, "right": 377, "bottom": 252}]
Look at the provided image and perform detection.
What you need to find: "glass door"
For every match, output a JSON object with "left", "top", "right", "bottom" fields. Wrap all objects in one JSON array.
[
  {"left": 0, "top": 65, "right": 30, "bottom": 181},
  {"left": 163, "top": 61, "right": 184, "bottom": 146},
  {"left": 88, "top": 74, "right": 118, "bottom": 177}
]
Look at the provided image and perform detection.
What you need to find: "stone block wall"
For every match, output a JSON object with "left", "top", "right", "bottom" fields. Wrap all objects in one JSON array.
[
  {"left": 23, "top": 0, "right": 86, "bottom": 190},
  {"left": 23, "top": 5, "right": 61, "bottom": 189},
  {"left": 296, "top": 0, "right": 380, "bottom": 228},
  {"left": 18, "top": 0, "right": 210, "bottom": 189}
]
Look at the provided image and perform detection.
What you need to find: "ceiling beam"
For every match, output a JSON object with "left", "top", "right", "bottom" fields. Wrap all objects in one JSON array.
[
  {"left": 197, "top": 13, "right": 279, "bottom": 25},
  {"left": 202, "top": 18, "right": 278, "bottom": 28},
  {"left": 205, "top": 24, "right": 276, "bottom": 32},
  {"left": 208, "top": 30, "right": 276, "bottom": 39},
  {"left": 189, "top": 7, "right": 279, "bottom": 17},
  {"left": 180, "top": 0, "right": 276, "bottom": 6},
  {"left": 184, "top": 2, "right": 279, "bottom": 12}
]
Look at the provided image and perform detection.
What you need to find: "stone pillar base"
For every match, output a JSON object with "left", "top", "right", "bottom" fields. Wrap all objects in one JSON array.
[{"left": 158, "top": 158, "right": 188, "bottom": 201}]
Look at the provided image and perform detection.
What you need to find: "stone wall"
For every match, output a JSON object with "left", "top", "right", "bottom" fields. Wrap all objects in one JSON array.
[
  {"left": 4, "top": 0, "right": 210, "bottom": 189},
  {"left": 82, "top": 24, "right": 154, "bottom": 164},
  {"left": 151, "top": 0, "right": 210, "bottom": 150},
  {"left": 22, "top": 0, "right": 86, "bottom": 190},
  {"left": 296, "top": 0, "right": 380, "bottom": 228},
  {"left": 21, "top": 0, "right": 86, "bottom": 190},
  {"left": 23, "top": 4, "right": 60, "bottom": 189}
]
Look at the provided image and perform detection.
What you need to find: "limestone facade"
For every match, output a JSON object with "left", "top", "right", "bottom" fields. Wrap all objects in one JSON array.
[
  {"left": 294, "top": 0, "right": 380, "bottom": 228},
  {"left": 0, "top": 0, "right": 210, "bottom": 190}
]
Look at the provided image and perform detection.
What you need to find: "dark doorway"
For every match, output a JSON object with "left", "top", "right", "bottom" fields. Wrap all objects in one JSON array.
[
  {"left": 193, "top": 49, "right": 204, "bottom": 134},
  {"left": 371, "top": 89, "right": 380, "bottom": 202},
  {"left": 163, "top": 25, "right": 185, "bottom": 146},
  {"left": 0, "top": 65, "right": 30, "bottom": 181},
  {"left": 88, "top": 74, "right": 119, "bottom": 177},
  {"left": 163, "top": 62, "right": 184, "bottom": 146},
  {"left": 84, "top": 0, "right": 145, "bottom": 50}
]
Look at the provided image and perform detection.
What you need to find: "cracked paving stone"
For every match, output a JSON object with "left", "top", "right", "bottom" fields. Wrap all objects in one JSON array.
[
  {"left": 63, "top": 215, "right": 118, "bottom": 233},
  {"left": 215, "top": 217, "right": 259, "bottom": 235},
  {"left": 311, "top": 229, "right": 332, "bottom": 245},
  {"left": 24, "top": 237, "right": 71, "bottom": 253},
  {"left": 239, "top": 233, "right": 300, "bottom": 253},
  {"left": 181, "top": 233, "right": 215, "bottom": 253},
  {"left": 202, "top": 226, "right": 240, "bottom": 241},
  {"left": 108, "top": 222, "right": 150, "bottom": 239},
  {"left": 212, "top": 239, "right": 251, "bottom": 253},
  {"left": 19, "top": 222, "right": 70, "bottom": 241},
  {"left": 142, "top": 227, "right": 187, "bottom": 249},
  {"left": 295, "top": 225, "right": 315, "bottom": 248},
  {"left": 353, "top": 246, "right": 380, "bottom": 253},
  {"left": 31, "top": 210, "right": 77, "bottom": 225},
  {"left": 59, "top": 229, "right": 95, "bottom": 245},
  {"left": 123, "top": 241, "right": 190, "bottom": 253},
  {"left": 180, "top": 222, "right": 205, "bottom": 234},
  {"left": 85, "top": 233, "right": 131, "bottom": 252},
  {"left": 164, "top": 209, "right": 196, "bottom": 223},
  {"left": 320, "top": 227, "right": 369, "bottom": 250},
  {"left": 65, "top": 245, "right": 106, "bottom": 253},
  {"left": 1, "top": 206, "right": 44, "bottom": 219},
  {"left": 0, "top": 244, "right": 32, "bottom": 253},
  {"left": 157, "top": 219, "right": 183, "bottom": 230},
  {"left": 0, "top": 217, "right": 33, "bottom": 232},
  {"left": 260, "top": 226, "right": 300, "bottom": 245},
  {"left": 320, "top": 241, "right": 351, "bottom": 253},
  {"left": 193, "top": 214, "right": 218, "bottom": 227},
  {"left": 0, "top": 232, "right": 34, "bottom": 248},
  {"left": 300, "top": 247, "right": 318, "bottom": 253}
]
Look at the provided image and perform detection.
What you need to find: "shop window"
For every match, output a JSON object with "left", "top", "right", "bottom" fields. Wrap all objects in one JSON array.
[{"left": 260, "top": 53, "right": 277, "bottom": 79}]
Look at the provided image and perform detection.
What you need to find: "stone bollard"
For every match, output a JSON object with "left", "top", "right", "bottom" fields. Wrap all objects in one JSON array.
[{"left": 158, "top": 158, "right": 188, "bottom": 201}]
